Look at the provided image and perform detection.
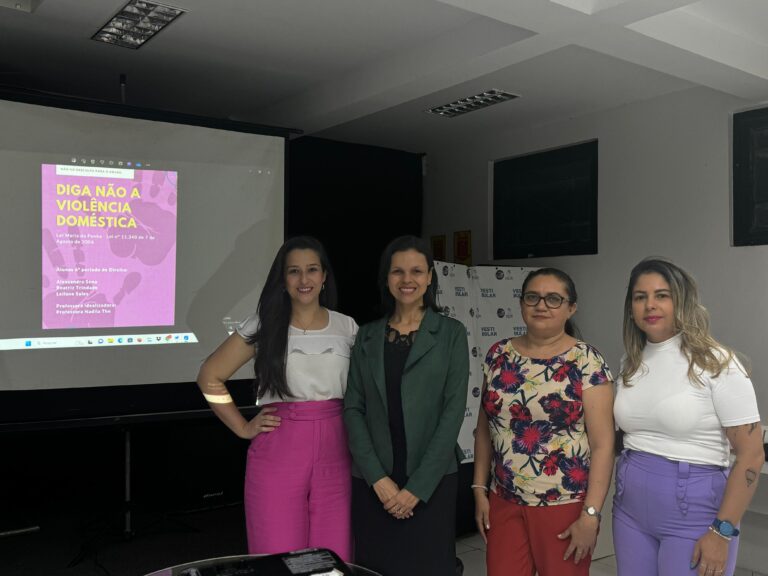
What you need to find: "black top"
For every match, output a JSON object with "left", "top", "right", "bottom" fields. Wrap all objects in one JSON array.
[{"left": 383, "top": 324, "right": 415, "bottom": 486}]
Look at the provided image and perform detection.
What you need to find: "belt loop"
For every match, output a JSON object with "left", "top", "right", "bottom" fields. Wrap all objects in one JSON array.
[{"left": 676, "top": 460, "right": 690, "bottom": 515}]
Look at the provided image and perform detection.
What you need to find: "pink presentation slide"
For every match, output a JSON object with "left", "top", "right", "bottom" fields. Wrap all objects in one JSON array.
[{"left": 41, "top": 164, "right": 178, "bottom": 329}]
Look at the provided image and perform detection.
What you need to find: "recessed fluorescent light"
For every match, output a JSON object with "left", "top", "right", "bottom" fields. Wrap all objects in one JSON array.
[
  {"left": 425, "top": 89, "right": 519, "bottom": 118},
  {"left": 92, "top": 1, "right": 184, "bottom": 49}
]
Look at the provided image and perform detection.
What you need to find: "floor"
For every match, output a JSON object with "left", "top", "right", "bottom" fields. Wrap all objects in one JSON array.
[
  {"left": 455, "top": 532, "right": 619, "bottom": 576},
  {"left": 455, "top": 534, "right": 768, "bottom": 576},
  {"left": 0, "top": 504, "right": 250, "bottom": 576},
  {"left": 3, "top": 503, "right": 762, "bottom": 575},
  {"left": 2, "top": 502, "right": 626, "bottom": 576}
]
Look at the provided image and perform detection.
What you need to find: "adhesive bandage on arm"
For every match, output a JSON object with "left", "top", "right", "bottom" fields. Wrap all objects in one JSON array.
[{"left": 203, "top": 393, "right": 233, "bottom": 404}]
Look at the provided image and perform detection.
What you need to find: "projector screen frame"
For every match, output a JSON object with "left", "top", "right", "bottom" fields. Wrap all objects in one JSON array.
[{"left": 0, "top": 86, "right": 296, "bottom": 428}]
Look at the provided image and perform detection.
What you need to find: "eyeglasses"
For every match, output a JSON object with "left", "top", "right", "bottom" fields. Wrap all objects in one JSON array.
[{"left": 521, "top": 292, "right": 571, "bottom": 309}]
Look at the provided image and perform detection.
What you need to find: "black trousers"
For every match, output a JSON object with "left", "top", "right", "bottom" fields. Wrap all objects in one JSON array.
[{"left": 351, "top": 473, "right": 457, "bottom": 576}]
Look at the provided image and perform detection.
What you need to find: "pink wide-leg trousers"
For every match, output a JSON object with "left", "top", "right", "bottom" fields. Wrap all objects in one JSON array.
[{"left": 244, "top": 399, "right": 351, "bottom": 561}]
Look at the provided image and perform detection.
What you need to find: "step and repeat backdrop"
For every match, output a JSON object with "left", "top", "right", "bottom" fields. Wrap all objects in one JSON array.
[{"left": 434, "top": 261, "right": 537, "bottom": 462}]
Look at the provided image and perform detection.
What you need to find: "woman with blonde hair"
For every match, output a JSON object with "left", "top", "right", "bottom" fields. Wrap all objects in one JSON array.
[{"left": 613, "top": 258, "right": 764, "bottom": 576}]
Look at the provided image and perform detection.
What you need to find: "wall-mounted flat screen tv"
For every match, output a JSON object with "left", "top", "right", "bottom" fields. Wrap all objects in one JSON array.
[
  {"left": 493, "top": 140, "right": 598, "bottom": 259},
  {"left": 733, "top": 107, "right": 768, "bottom": 246}
]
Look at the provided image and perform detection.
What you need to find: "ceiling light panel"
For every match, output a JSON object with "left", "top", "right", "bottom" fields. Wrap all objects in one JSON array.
[
  {"left": 93, "top": 1, "right": 184, "bottom": 49},
  {"left": 425, "top": 89, "right": 519, "bottom": 118}
]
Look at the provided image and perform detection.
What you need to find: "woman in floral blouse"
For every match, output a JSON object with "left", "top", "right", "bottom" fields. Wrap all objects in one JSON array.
[{"left": 473, "top": 268, "right": 615, "bottom": 576}]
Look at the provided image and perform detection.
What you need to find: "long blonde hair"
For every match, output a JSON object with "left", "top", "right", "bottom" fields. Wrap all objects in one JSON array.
[{"left": 620, "top": 258, "right": 747, "bottom": 385}]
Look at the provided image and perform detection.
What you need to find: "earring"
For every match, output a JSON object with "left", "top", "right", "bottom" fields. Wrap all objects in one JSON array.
[{"left": 322, "top": 283, "right": 326, "bottom": 291}]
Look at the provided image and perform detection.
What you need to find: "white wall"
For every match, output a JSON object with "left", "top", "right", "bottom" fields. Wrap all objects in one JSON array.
[
  {"left": 423, "top": 86, "right": 768, "bottom": 417},
  {"left": 422, "top": 86, "right": 768, "bottom": 566}
]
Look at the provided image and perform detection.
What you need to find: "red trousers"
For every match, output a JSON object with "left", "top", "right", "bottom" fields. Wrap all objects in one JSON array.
[
  {"left": 486, "top": 491, "right": 591, "bottom": 576},
  {"left": 244, "top": 400, "right": 351, "bottom": 561}
]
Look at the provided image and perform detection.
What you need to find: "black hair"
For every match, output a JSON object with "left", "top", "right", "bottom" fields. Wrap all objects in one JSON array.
[
  {"left": 520, "top": 267, "right": 581, "bottom": 338},
  {"left": 247, "top": 236, "right": 338, "bottom": 399},
  {"left": 378, "top": 235, "right": 440, "bottom": 317}
]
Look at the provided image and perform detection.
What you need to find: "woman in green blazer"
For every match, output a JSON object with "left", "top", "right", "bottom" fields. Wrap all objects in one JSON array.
[{"left": 344, "top": 235, "right": 469, "bottom": 576}]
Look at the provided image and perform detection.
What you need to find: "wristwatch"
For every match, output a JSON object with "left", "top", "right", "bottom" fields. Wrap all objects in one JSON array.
[
  {"left": 712, "top": 519, "right": 739, "bottom": 538},
  {"left": 583, "top": 505, "right": 602, "bottom": 521}
]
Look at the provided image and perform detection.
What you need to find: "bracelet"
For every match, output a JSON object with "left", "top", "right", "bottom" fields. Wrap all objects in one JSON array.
[
  {"left": 203, "top": 392, "right": 233, "bottom": 404},
  {"left": 708, "top": 526, "right": 732, "bottom": 542},
  {"left": 471, "top": 484, "right": 489, "bottom": 492}
]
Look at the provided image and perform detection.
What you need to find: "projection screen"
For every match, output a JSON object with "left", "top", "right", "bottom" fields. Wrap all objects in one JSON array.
[{"left": 0, "top": 95, "right": 285, "bottom": 399}]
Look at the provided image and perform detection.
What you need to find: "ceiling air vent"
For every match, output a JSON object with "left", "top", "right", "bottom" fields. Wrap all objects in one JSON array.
[{"left": 425, "top": 89, "right": 518, "bottom": 118}]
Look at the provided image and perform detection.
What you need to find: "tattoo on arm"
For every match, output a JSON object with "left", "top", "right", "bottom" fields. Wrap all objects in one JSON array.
[
  {"left": 748, "top": 422, "right": 758, "bottom": 435},
  {"left": 746, "top": 469, "right": 757, "bottom": 488}
]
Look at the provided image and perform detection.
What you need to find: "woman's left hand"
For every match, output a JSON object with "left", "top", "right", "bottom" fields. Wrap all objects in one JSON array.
[
  {"left": 558, "top": 515, "right": 599, "bottom": 564},
  {"left": 384, "top": 488, "right": 419, "bottom": 519},
  {"left": 691, "top": 530, "right": 729, "bottom": 576}
]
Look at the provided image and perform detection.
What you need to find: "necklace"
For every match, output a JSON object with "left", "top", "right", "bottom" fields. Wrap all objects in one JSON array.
[{"left": 293, "top": 308, "right": 320, "bottom": 334}]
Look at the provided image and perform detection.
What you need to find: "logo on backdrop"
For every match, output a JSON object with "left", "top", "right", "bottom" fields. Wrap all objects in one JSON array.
[
  {"left": 471, "top": 346, "right": 479, "bottom": 357},
  {"left": 455, "top": 286, "right": 468, "bottom": 297},
  {"left": 439, "top": 264, "right": 456, "bottom": 278},
  {"left": 497, "top": 307, "right": 514, "bottom": 319},
  {"left": 472, "top": 386, "right": 480, "bottom": 398},
  {"left": 468, "top": 307, "right": 482, "bottom": 318},
  {"left": 496, "top": 268, "right": 519, "bottom": 280},
  {"left": 513, "top": 326, "right": 527, "bottom": 337},
  {"left": 480, "top": 288, "right": 496, "bottom": 298},
  {"left": 481, "top": 326, "right": 498, "bottom": 337}
]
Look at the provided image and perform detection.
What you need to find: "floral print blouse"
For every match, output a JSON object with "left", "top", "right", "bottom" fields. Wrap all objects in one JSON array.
[{"left": 482, "top": 339, "right": 612, "bottom": 506}]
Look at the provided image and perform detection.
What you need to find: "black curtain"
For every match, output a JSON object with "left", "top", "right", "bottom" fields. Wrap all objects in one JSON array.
[{"left": 287, "top": 136, "right": 423, "bottom": 324}]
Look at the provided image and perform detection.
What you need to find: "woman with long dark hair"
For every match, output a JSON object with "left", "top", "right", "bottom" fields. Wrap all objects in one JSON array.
[
  {"left": 197, "top": 236, "right": 357, "bottom": 560},
  {"left": 613, "top": 258, "right": 763, "bottom": 576},
  {"left": 473, "top": 267, "right": 615, "bottom": 576},
  {"left": 344, "top": 235, "right": 469, "bottom": 576}
]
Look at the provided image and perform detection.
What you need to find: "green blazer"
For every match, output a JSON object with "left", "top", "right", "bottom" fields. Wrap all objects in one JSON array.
[{"left": 343, "top": 307, "right": 469, "bottom": 502}]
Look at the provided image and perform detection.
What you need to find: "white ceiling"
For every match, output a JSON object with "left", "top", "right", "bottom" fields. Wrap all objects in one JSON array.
[{"left": 1, "top": 0, "right": 767, "bottom": 151}]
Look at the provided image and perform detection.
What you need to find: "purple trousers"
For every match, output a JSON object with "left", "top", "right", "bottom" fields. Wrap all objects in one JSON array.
[
  {"left": 244, "top": 399, "right": 351, "bottom": 561},
  {"left": 612, "top": 450, "right": 738, "bottom": 576}
]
